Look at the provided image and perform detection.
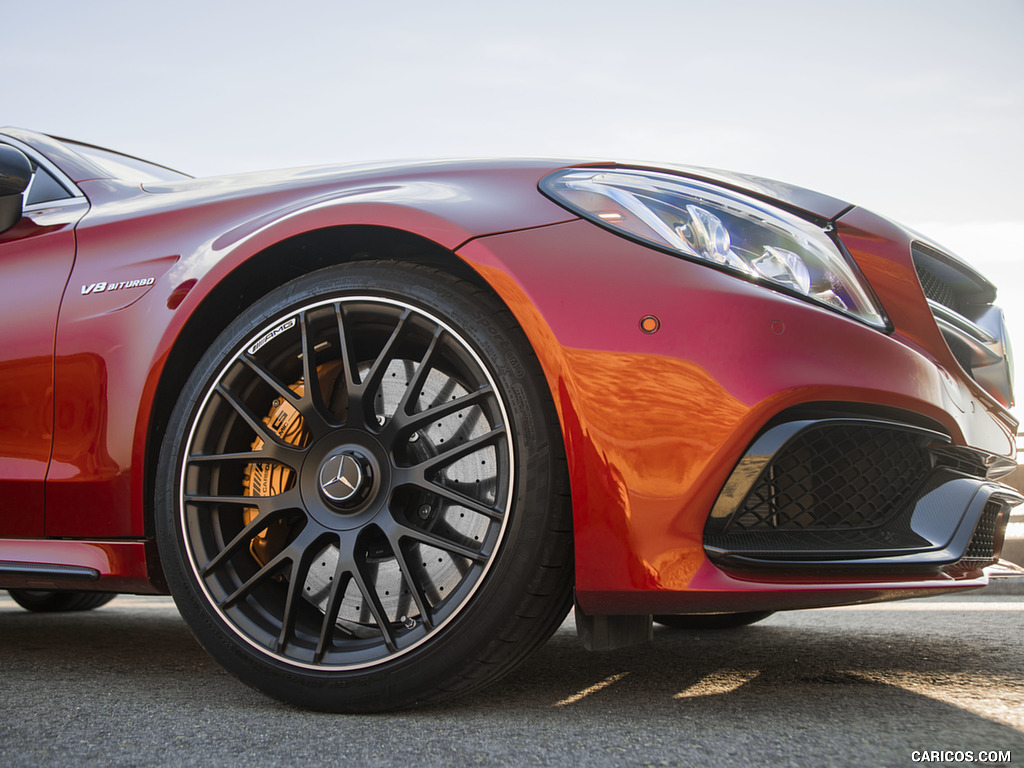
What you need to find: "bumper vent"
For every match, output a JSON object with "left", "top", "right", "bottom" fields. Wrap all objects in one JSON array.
[
  {"left": 705, "top": 417, "right": 1021, "bottom": 570},
  {"left": 962, "top": 499, "right": 1007, "bottom": 562},
  {"left": 728, "top": 424, "right": 932, "bottom": 532}
]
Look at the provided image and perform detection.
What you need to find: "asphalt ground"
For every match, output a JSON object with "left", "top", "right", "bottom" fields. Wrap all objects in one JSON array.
[{"left": 1, "top": 576, "right": 1022, "bottom": 768}]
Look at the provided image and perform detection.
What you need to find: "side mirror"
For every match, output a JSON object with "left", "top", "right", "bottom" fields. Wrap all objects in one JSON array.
[{"left": 0, "top": 145, "right": 33, "bottom": 233}]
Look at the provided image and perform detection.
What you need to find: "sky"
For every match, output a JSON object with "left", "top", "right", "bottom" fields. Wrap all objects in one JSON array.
[{"left": 3, "top": 0, "right": 1023, "bottom": 412}]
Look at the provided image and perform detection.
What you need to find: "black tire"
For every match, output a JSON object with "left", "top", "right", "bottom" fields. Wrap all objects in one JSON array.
[
  {"left": 155, "top": 261, "right": 573, "bottom": 712},
  {"left": 654, "top": 611, "right": 773, "bottom": 630},
  {"left": 7, "top": 589, "right": 116, "bottom": 613}
]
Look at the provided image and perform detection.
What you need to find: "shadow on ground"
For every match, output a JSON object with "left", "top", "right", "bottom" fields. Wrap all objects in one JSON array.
[{"left": 1, "top": 594, "right": 1021, "bottom": 766}]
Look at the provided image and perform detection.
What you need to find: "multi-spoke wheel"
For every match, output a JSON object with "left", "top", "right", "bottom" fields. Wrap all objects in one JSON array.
[{"left": 156, "top": 262, "right": 572, "bottom": 711}]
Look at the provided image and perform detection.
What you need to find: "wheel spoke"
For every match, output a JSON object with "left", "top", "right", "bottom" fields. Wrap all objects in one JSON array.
[
  {"left": 187, "top": 449, "right": 265, "bottom": 465},
  {"left": 241, "top": 352, "right": 303, "bottom": 412},
  {"left": 325, "top": 302, "right": 360, "bottom": 423},
  {"left": 347, "top": 309, "right": 413, "bottom": 430},
  {"left": 391, "top": 386, "right": 493, "bottom": 436},
  {"left": 240, "top": 351, "right": 331, "bottom": 441},
  {"left": 215, "top": 383, "right": 292, "bottom": 450},
  {"left": 184, "top": 493, "right": 265, "bottom": 507},
  {"left": 393, "top": 521, "right": 489, "bottom": 563},
  {"left": 392, "top": 327, "right": 443, "bottom": 422},
  {"left": 413, "top": 482, "right": 504, "bottom": 521},
  {"left": 198, "top": 507, "right": 288, "bottom": 577},
  {"left": 416, "top": 426, "right": 506, "bottom": 476},
  {"left": 388, "top": 541, "right": 435, "bottom": 631},
  {"left": 360, "top": 310, "right": 411, "bottom": 395},
  {"left": 187, "top": 444, "right": 304, "bottom": 468},
  {"left": 297, "top": 311, "right": 336, "bottom": 436},
  {"left": 219, "top": 548, "right": 292, "bottom": 609},
  {"left": 351, "top": 559, "right": 398, "bottom": 651},
  {"left": 333, "top": 302, "right": 360, "bottom": 389},
  {"left": 276, "top": 540, "right": 322, "bottom": 655},
  {"left": 185, "top": 487, "right": 303, "bottom": 512},
  {"left": 314, "top": 562, "right": 354, "bottom": 662}
]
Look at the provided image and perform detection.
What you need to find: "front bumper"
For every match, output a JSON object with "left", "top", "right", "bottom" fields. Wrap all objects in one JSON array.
[{"left": 457, "top": 211, "right": 1018, "bottom": 615}]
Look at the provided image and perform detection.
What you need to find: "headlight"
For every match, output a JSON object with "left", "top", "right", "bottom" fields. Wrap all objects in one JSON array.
[{"left": 540, "top": 168, "right": 888, "bottom": 330}]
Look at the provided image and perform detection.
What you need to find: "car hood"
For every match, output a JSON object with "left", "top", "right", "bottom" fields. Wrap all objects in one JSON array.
[
  {"left": 140, "top": 158, "right": 855, "bottom": 224},
  {"left": 139, "top": 158, "right": 575, "bottom": 197},
  {"left": 6, "top": 125, "right": 856, "bottom": 224},
  {"left": 78, "top": 159, "right": 583, "bottom": 245}
]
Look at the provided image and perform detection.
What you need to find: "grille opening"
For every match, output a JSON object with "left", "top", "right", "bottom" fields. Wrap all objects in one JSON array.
[
  {"left": 728, "top": 425, "right": 932, "bottom": 532},
  {"left": 911, "top": 243, "right": 994, "bottom": 311},
  {"left": 911, "top": 243, "right": 1013, "bottom": 407},
  {"left": 931, "top": 449, "right": 990, "bottom": 478},
  {"left": 917, "top": 265, "right": 964, "bottom": 315}
]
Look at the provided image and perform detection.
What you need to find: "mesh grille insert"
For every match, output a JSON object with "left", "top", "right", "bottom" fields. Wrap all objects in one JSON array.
[
  {"left": 963, "top": 500, "right": 1003, "bottom": 561},
  {"left": 728, "top": 425, "right": 932, "bottom": 532},
  {"left": 917, "top": 266, "right": 963, "bottom": 314}
]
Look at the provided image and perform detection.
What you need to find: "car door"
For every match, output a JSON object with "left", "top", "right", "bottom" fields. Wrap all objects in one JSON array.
[{"left": 0, "top": 139, "right": 87, "bottom": 536}]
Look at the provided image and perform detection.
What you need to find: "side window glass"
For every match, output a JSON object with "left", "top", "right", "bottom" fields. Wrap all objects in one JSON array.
[
  {"left": 26, "top": 163, "right": 73, "bottom": 206},
  {"left": 0, "top": 143, "right": 76, "bottom": 206}
]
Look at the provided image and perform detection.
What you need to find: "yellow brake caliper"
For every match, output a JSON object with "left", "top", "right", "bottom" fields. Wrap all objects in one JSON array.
[
  {"left": 243, "top": 382, "right": 307, "bottom": 565},
  {"left": 242, "top": 360, "right": 344, "bottom": 566}
]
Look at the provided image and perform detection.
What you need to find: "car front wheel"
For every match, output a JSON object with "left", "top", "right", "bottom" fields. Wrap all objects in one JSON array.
[{"left": 155, "top": 261, "right": 573, "bottom": 711}]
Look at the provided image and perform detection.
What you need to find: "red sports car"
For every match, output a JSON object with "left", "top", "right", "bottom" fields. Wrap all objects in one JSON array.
[{"left": 0, "top": 128, "right": 1019, "bottom": 711}]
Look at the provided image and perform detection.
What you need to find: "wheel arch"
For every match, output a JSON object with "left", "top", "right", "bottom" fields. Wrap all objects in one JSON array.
[
  {"left": 148, "top": 255, "right": 575, "bottom": 709},
  {"left": 143, "top": 224, "right": 504, "bottom": 543}
]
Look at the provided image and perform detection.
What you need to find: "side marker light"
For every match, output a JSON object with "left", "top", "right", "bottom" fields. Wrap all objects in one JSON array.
[{"left": 640, "top": 315, "right": 660, "bottom": 334}]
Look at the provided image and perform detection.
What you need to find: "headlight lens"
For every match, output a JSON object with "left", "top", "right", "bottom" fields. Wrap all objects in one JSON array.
[{"left": 541, "top": 168, "right": 888, "bottom": 330}]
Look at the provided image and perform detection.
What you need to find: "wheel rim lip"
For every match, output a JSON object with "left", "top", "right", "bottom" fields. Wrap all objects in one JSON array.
[{"left": 178, "top": 294, "right": 515, "bottom": 671}]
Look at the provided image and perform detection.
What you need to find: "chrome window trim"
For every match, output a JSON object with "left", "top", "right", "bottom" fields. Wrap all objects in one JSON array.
[{"left": 22, "top": 196, "right": 90, "bottom": 215}]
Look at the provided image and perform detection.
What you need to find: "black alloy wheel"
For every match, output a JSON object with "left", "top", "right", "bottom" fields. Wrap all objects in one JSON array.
[{"left": 156, "top": 262, "right": 573, "bottom": 711}]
